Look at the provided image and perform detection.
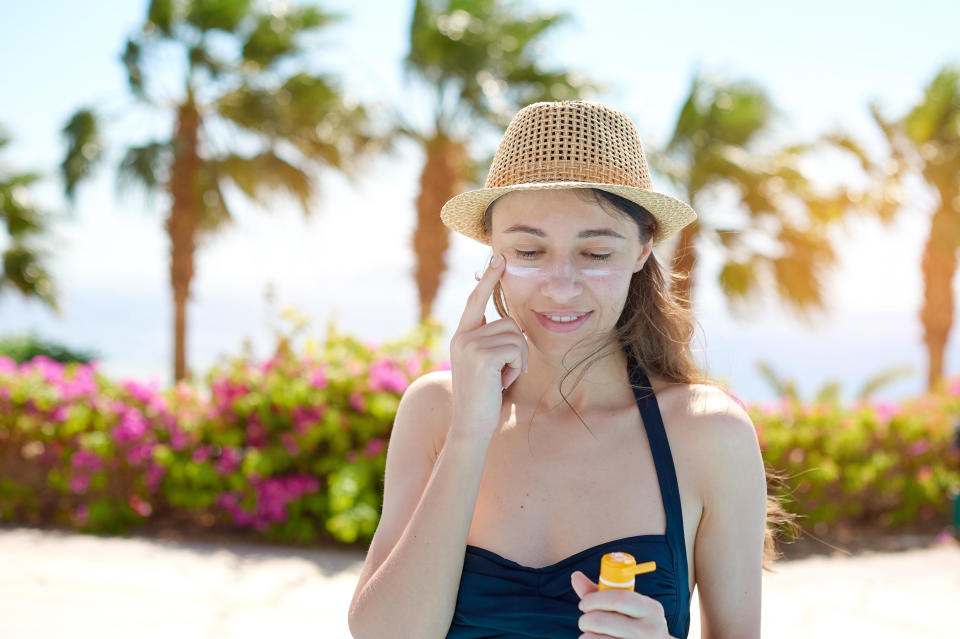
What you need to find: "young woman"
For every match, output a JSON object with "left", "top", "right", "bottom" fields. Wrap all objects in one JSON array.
[{"left": 349, "top": 100, "right": 793, "bottom": 639}]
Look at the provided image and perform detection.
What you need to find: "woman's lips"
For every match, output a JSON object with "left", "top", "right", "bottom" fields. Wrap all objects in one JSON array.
[{"left": 535, "top": 311, "right": 593, "bottom": 333}]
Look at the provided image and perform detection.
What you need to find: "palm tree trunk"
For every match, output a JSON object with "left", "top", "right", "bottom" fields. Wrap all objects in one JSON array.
[
  {"left": 413, "top": 135, "right": 466, "bottom": 322},
  {"left": 919, "top": 201, "right": 960, "bottom": 392},
  {"left": 669, "top": 218, "right": 701, "bottom": 310},
  {"left": 166, "top": 102, "right": 201, "bottom": 383}
]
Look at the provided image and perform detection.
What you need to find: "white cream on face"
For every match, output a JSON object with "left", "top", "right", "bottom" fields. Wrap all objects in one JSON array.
[{"left": 503, "top": 261, "right": 621, "bottom": 279}]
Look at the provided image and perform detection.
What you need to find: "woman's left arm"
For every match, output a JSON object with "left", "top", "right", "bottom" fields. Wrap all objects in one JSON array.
[{"left": 692, "top": 408, "right": 767, "bottom": 639}]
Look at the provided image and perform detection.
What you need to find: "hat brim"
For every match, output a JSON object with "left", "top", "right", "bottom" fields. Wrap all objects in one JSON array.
[{"left": 440, "top": 182, "right": 697, "bottom": 247}]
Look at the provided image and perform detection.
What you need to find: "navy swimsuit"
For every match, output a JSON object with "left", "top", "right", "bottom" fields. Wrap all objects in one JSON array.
[{"left": 445, "top": 358, "right": 691, "bottom": 638}]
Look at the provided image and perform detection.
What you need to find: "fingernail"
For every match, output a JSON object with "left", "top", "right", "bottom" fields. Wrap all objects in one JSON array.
[{"left": 490, "top": 254, "right": 503, "bottom": 267}]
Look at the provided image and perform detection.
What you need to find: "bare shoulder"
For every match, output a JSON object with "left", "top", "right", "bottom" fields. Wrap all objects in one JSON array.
[
  {"left": 402, "top": 369, "right": 454, "bottom": 461},
  {"left": 651, "top": 377, "right": 755, "bottom": 436},
  {"left": 648, "top": 378, "right": 761, "bottom": 490}
]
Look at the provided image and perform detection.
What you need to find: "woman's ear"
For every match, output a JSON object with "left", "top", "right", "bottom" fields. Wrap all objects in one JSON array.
[{"left": 634, "top": 239, "right": 653, "bottom": 272}]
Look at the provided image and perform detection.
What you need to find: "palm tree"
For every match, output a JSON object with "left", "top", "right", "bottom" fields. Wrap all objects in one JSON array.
[
  {"left": 872, "top": 65, "right": 959, "bottom": 392},
  {"left": 0, "top": 126, "right": 59, "bottom": 313},
  {"left": 60, "top": 0, "right": 385, "bottom": 382},
  {"left": 808, "top": 64, "right": 960, "bottom": 392},
  {"left": 400, "top": 0, "right": 600, "bottom": 321},
  {"left": 649, "top": 70, "right": 865, "bottom": 320}
]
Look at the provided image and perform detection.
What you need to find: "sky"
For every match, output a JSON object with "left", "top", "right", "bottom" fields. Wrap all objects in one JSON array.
[{"left": 1, "top": 0, "right": 959, "bottom": 404}]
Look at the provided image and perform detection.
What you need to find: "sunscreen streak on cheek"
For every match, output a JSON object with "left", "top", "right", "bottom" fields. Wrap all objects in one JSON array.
[
  {"left": 503, "top": 264, "right": 622, "bottom": 279},
  {"left": 503, "top": 264, "right": 543, "bottom": 278}
]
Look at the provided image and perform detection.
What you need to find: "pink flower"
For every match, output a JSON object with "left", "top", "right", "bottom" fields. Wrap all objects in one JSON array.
[
  {"left": 365, "top": 438, "right": 386, "bottom": 458},
  {"left": 869, "top": 398, "right": 901, "bottom": 422},
  {"left": 281, "top": 433, "right": 299, "bottom": 456},
  {"left": 369, "top": 360, "right": 410, "bottom": 394},
  {"left": 246, "top": 414, "right": 267, "bottom": 448},
  {"left": 57, "top": 367, "right": 98, "bottom": 401},
  {"left": 169, "top": 425, "right": 188, "bottom": 450},
  {"left": 309, "top": 367, "right": 328, "bottom": 389},
  {"left": 122, "top": 379, "right": 161, "bottom": 404},
  {"left": 935, "top": 531, "right": 957, "bottom": 545},
  {"left": 146, "top": 462, "right": 166, "bottom": 492},
  {"left": 0, "top": 356, "right": 17, "bottom": 375},
  {"left": 915, "top": 466, "right": 933, "bottom": 482},
  {"left": 260, "top": 355, "right": 282, "bottom": 373},
  {"left": 68, "top": 474, "right": 90, "bottom": 494},
  {"left": 215, "top": 447, "right": 242, "bottom": 476},
  {"left": 73, "top": 504, "right": 89, "bottom": 525},
  {"left": 907, "top": 440, "right": 931, "bottom": 457},
  {"left": 211, "top": 378, "right": 248, "bottom": 405},
  {"left": 349, "top": 392, "right": 367, "bottom": 412},
  {"left": 404, "top": 356, "right": 422, "bottom": 378},
  {"left": 23, "top": 355, "right": 65, "bottom": 384},
  {"left": 950, "top": 377, "right": 960, "bottom": 396},
  {"left": 71, "top": 449, "right": 102, "bottom": 472},
  {"left": 111, "top": 405, "right": 148, "bottom": 443},
  {"left": 128, "top": 495, "right": 152, "bottom": 517},
  {"left": 127, "top": 443, "right": 154, "bottom": 466},
  {"left": 437, "top": 359, "right": 451, "bottom": 371},
  {"left": 192, "top": 446, "right": 211, "bottom": 463},
  {"left": 291, "top": 405, "right": 323, "bottom": 434}
]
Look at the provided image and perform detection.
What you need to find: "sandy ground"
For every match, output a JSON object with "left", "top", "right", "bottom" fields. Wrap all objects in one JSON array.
[{"left": 0, "top": 526, "right": 956, "bottom": 638}]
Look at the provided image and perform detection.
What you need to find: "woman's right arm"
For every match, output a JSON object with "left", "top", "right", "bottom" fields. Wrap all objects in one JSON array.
[
  {"left": 347, "top": 406, "right": 492, "bottom": 639},
  {"left": 349, "top": 253, "right": 526, "bottom": 638}
]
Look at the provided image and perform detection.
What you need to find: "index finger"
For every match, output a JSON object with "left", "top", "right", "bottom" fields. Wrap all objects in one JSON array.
[{"left": 456, "top": 253, "right": 505, "bottom": 333}]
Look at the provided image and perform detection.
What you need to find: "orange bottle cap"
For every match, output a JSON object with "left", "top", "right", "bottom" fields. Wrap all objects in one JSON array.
[{"left": 599, "top": 551, "right": 657, "bottom": 589}]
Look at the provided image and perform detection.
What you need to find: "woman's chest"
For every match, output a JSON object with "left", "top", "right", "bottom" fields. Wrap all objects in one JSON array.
[{"left": 462, "top": 404, "right": 703, "bottom": 596}]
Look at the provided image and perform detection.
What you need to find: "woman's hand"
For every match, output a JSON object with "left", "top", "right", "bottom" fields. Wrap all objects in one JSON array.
[
  {"left": 571, "top": 570, "right": 674, "bottom": 639},
  {"left": 447, "top": 253, "right": 528, "bottom": 442}
]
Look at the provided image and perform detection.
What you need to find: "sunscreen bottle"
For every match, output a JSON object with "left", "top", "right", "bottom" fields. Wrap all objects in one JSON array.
[{"left": 598, "top": 551, "right": 657, "bottom": 591}]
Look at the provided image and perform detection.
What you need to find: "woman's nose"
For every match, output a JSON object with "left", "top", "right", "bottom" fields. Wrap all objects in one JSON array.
[{"left": 541, "top": 260, "right": 582, "bottom": 297}]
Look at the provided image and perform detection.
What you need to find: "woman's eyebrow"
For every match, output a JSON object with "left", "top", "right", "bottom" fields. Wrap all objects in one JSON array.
[{"left": 503, "top": 224, "right": 626, "bottom": 240}]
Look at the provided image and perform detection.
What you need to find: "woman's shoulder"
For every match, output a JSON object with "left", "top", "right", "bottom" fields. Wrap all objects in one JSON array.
[
  {"left": 647, "top": 373, "right": 751, "bottom": 424},
  {"left": 647, "top": 376, "right": 758, "bottom": 463},
  {"left": 400, "top": 369, "right": 454, "bottom": 459}
]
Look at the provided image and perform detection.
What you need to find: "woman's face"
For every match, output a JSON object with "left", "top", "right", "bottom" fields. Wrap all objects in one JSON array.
[{"left": 489, "top": 188, "right": 652, "bottom": 347}]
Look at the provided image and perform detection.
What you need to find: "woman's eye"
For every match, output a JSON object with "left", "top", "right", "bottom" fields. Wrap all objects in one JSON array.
[{"left": 513, "top": 250, "right": 612, "bottom": 262}]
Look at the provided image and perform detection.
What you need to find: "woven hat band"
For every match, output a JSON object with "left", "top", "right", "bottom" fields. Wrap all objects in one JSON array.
[{"left": 484, "top": 101, "right": 654, "bottom": 190}]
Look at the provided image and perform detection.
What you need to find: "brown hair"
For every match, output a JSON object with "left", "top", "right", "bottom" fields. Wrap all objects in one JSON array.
[{"left": 483, "top": 187, "right": 799, "bottom": 572}]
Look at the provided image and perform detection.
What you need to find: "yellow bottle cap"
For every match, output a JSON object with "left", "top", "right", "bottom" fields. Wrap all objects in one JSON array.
[{"left": 598, "top": 551, "right": 657, "bottom": 590}]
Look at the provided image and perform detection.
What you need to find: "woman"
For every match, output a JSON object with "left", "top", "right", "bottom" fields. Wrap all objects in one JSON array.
[{"left": 348, "top": 101, "right": 793, "bottom": 639}]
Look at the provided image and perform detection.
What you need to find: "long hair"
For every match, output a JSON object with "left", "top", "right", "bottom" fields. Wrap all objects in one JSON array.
[{"left": 483, "top": 187, "right": 799, "bottom": 572}]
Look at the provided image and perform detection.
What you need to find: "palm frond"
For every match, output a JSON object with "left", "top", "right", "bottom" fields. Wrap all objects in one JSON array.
[
  {"left": 215, "top": 152, "right": 313, "bottom": 213},
  {"left": 117, "top": 141, "right": 172, "bottom": 198},
  {"left": 185, "top": 0, "right": 251, "bottom": 33},
  {"left": 60, "top": 108, "right": 103, "bottom": 201},
  {"left": 855, "top": 364, "right": 915, "bottom": 400},
  {"left": 146, "top": 0, "right": 176, "bottom": 36},
  {"left": 241, "top": 5, "right": 344, "bottom": 69}
]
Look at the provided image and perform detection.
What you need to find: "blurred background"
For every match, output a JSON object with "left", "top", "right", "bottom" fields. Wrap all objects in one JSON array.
[
  {"left": 1, "top": 2, "right": 960, "bottom": 637},
  {"left": 3, "top": 0, "right": 959, "bottom": 403}
]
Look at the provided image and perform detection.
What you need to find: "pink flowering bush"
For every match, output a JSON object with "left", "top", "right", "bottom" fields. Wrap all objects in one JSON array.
[
  {"left": 1, "top": 312, "right": 958, "bottom": 546},
  {"left": 0, "top": 317, "right": 449, "bottom": 543},
  {"left": 751, "top": 388, "right": 960, "bottom": 535}
]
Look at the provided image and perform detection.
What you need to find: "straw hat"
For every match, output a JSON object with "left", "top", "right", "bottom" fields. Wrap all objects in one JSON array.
[{"left": 440, "top": 100, "right": 697, "bottom": 247}]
